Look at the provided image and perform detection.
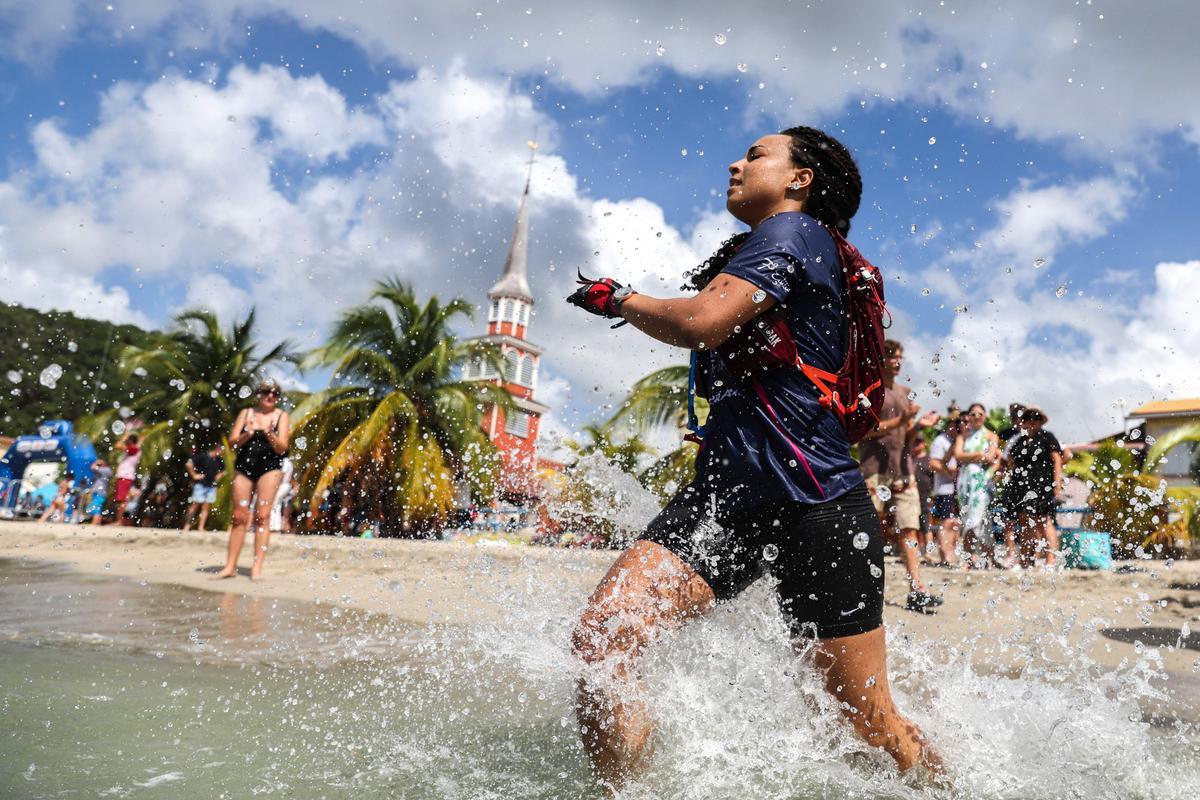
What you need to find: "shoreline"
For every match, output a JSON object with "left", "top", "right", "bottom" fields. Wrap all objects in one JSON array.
[{"left": 2, "top": 520, "right": 1198, "bottom": 687}]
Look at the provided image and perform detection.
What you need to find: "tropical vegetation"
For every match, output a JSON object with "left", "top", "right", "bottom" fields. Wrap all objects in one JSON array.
[
  {"left": 289, "top": 278, "right": 511, "bottom": 533},
  {"left": 78, "top": 309, "right": 298, "bottom": 527},
  {"left": 0, "top": 303, "right": 166, "bottom": 437}
]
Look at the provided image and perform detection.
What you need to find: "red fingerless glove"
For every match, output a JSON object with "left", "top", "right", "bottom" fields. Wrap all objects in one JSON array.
[{"left": 566, "top": 272, "right": 625, "bottom": 319}]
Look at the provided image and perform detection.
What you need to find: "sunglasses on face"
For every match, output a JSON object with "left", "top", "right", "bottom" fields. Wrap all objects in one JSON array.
[{"left": 258, "top": 390, "right": 279, "bottom": 398}]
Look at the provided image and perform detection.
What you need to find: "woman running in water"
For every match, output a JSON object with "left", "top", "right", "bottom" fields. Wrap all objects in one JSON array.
[
  {"left": 213, "top": 379, "right": 289, "bottom": 581},
  {"left": 567, "top": 127, "right": 942, "bottom": 790}
]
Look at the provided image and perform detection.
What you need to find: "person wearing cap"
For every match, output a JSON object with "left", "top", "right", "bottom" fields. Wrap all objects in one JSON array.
[
  {"left": 1003, "top": 405, "right": 1063, "bottom": 568},
  {"left": 213, "top": 379, "right": 290, "bottom": 581},
  {"left": 994, "top": 403, "right": 1026, "bottom": 568}
]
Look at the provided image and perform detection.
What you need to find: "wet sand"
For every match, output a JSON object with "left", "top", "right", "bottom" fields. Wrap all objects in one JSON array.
[{"left": 2, "top": 519, "right": 1198, "bottom": 681}]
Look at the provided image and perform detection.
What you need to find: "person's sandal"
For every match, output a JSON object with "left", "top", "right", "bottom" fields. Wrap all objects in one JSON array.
[{"left": 906, "top": 591, "right": 939, "bottom": 614}]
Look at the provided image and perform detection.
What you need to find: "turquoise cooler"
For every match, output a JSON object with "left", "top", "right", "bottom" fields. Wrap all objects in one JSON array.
[{"left": 1060, "top": 529, "right": 1112, "bottom": 570}]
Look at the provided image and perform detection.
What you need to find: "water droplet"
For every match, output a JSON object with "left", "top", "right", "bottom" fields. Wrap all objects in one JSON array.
[
  {"left": 928, "top": 136, "right": 937, "bottom": 145},
  {"left": 853, "top": 532, "right": 870, "bottom": 550},
  {"left": 921, "top": 288, "right": 930, "bottom": 296},
  {"left": 655, "top": 44, "right": 665, "bottom": 56},
  {"left": 714, "top": 33, "right": 727, "bottom": 45},
  {"left": 870, "top": 563, "right": 882, "bottom": 578},
  {"left": 111, "top": 420, "right": 126, "bottom": 435},
  {"left": 736, "top": 62, "right": 748, "bottom": 72},
  {"left": 1055, "top": 284, "right": 1068, "bottom": 298},
  {"left": 954, "top": 304, "right": 968, "bottom": 313},
  {"left": 865, "top": 675, "right": 877, "bottom": 687},
  {"left": 67, "top": 341, "right": 78, "bottom": 352},
  {"left": 907, "top": 391, "right": 917, "bottom": 401},
  {"left": 875, "top": 485, "right": 892, "bottom": 502},
  {"left": 294, "top": 436, "right": 307, "bottom": 450},
  {"left": 752, "top": 290, "right": 767, "bottom": 303},
  {"left": 237, "top": 385, "right": 252, "bottom": 399},
  {"left": 762, "top": 543, "right": 779, "bottom": 562},
  {"left": 879, "top": 62, "right": 887, "bottom": 69},
  {"left": 1033, "top": 257, "right": 1047, "bottom": 268},
  {"left": 227, "top": 114, "right": 237, "bottom": 123},
  {"left": 39, "top": 364, "right": 63, "bottom": 389},
  {"left": 680, "top": 148, "right": 688, "bottom": 156},
  {"left": 6, "top": 370, "right": 21, "bottom": 384}
]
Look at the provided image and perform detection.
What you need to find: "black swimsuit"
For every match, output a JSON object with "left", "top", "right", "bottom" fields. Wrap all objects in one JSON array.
[{"left": 234, "top": 410, "right": 286, "bottom": 481}]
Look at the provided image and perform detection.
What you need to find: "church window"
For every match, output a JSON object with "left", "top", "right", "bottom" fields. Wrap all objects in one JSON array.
[
  {"left": 504, "top": 351, "right": 519, "bottom": 382},
  {"left": 519, "top": 354, "right": 534, "bottom": 386},
  {"left": 502, "top": 299, "right": 514, "bottom": 322},
  {"left": 505, "top": 410, "right": 531, "bottom": 438}
]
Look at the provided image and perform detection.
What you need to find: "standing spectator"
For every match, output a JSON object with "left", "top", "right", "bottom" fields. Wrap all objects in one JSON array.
[
  {"left": 87, "top": 459, "right": 113, "bottom": 525},
  {"left": 858, "top": 339, "right": 940, "bottom": 612},
  {"left": 213, "top": 379, "right": 290, "bottom": 581},
  {"left": 912, "top": 436, "right": 936, "bottom": 565},
  {"left": 1004, "top": 406, "right": 1063, "bottom": 568},
  {"left": 928, "top": 417, "right": 961, "bottom": 566},
  {"left": 112, "top": 433, "right": 141, "bottom": 526},
  {"left": 183, "top": 443, "right": 225, "bottom": 532},
  {"left": 38, "top": 474, "right": 73, "bottom": 523},
  {"left": 268, "top": 456, "right": 295, "bottom": 534},
  {"left": 995, "top": 403, "right": 1026, "bottom": 567},
  {"left": 953, "top": 403, "right": 1001, "bottom": 568}
]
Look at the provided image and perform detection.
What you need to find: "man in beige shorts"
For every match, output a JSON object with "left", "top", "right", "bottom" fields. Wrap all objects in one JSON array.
[{"left": 857, "top": 339, "right": 940, "bottom": 612}]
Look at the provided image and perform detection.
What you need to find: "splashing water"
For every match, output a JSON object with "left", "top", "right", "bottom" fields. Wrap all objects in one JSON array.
[{"left": 3, "top": 460, "right": 1199, "bottom": 800}]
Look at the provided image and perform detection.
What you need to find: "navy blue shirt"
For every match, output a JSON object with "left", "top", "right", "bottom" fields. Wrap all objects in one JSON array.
[{"left": 694, "top": 212, "right": 864, "bottom": 509}]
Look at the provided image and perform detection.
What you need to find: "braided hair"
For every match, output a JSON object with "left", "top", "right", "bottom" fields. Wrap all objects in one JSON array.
[{"left": 684, "top": 126, "right": 862, "bottom": 291}]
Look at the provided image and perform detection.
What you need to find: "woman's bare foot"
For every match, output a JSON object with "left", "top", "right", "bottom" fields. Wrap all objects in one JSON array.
[
  {"left": 210, "top": 566, "right": 238, "bottom": 580},
  {"left": 249, "top": 562, "right": 264, "bottom": 581}
]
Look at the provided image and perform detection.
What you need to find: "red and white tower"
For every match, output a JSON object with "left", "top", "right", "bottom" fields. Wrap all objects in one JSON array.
[{"left": 465, "top": 142, "right": 549, "bottom": 502}]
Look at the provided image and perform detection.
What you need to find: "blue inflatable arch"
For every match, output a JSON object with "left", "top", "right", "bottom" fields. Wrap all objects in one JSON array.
[{"left": 0, "top": 420, "right": 97, "bottom": 509}]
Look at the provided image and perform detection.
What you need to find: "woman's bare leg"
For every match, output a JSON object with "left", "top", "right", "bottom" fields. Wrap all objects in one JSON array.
[
  {"left": 212, "top": 473, "right": 254, "bottom": 579},
  {"left": 249, "top": 470, "right": 284, "bottom": 580},
  {"left": 935, "top": 517, "right": 960, "bottom": 565},
  {"left": 571, "top": 540, "right": 716, "bottom": 792},
  {"left": 812, "top": 627, "right": 943, "bottom": 775}
]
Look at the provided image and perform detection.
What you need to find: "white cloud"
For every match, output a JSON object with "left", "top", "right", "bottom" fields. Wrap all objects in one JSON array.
[
  {"left": 902, "top": 178, "right": 1199, "bottom": 443},
  {"left": 0, "top": 62, "right": 708, "bottom": 417}
]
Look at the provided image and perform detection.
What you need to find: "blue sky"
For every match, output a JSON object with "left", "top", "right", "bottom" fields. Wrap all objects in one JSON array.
[{"left": 1, "top": 1, "right": 1198, "bottom": 443}]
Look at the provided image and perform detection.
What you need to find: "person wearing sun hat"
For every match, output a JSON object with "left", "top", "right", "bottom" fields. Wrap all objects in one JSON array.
[{"left": 1003, "top": 404, "right": 1063, "bottom": 568}]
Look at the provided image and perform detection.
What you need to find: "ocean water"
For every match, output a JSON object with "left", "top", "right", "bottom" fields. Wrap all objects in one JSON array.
[{"left": 1, "top": 556, "right": 1199, "bottom": 799}]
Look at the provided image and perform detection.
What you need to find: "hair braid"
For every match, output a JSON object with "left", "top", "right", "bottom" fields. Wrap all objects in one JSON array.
[{"left": 682, "top": 231, "right": 750, "bottom": 291}]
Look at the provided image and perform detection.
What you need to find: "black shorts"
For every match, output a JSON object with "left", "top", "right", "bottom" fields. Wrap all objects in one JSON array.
[{"left": 640, "top": 482, "right": 884, "bottom": 639}]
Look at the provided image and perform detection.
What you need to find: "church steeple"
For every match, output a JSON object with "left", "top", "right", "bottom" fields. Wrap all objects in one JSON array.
[{"left": 488, "top": 141, "right": 537, "bottom": 303}]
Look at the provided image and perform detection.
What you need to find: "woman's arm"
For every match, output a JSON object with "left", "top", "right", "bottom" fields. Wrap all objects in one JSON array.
[
  {"left": 618, "top": 273, "right": 776, "bottom": 350},
  {"left": 230, "top": 409, "right": 252, "bottom": 448},
  {"left": 264, "top": 412, "right": 290, "bottom": 455},
  {"left": 1051, "top": 450, "right": 1063, "bottom": 499},
  {"left": 951, "top": 434, "right": 980, "bottom": 464}
]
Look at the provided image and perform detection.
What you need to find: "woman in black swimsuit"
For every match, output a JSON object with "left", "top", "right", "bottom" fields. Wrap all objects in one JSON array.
[{"left": 213, "top": 379, "right": 290, "bottom": 581}]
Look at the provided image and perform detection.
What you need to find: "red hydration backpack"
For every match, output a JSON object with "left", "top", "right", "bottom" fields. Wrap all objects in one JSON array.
[{"left": 713, "top": 227, "right": 889, "bottom": 444}]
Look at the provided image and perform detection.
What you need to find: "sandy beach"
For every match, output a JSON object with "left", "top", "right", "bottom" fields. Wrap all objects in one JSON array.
[{"left": 3, "top": 519, "right": 1198, "bottom": 690}]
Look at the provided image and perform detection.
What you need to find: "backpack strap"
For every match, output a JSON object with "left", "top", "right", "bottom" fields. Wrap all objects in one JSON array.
[
  {"left": 685, "top": 351, "right": 706, "bottom": 444},
  {"left": 749, "top": 376, "right": 827, "bottom": 499}
]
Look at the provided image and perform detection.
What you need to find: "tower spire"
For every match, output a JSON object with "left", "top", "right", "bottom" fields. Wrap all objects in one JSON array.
[{"left": 489, "top": 139, "right": 537, "bottom": 303}]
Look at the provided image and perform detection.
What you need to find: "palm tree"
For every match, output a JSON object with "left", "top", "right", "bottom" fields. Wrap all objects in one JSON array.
[
  {"left": 604, "top": 364, "right": 704, "bottom": 497},
  {"left": 291, "top": 277, "right": 511, "bottom": 533},
  {"left": 1145, "top": 422, "right": 1200, "bottom": 483}
]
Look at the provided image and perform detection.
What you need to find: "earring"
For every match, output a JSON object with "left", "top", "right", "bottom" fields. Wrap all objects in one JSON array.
[{"left": 787, "top": 181, "right": 802, "bottom": 190}]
